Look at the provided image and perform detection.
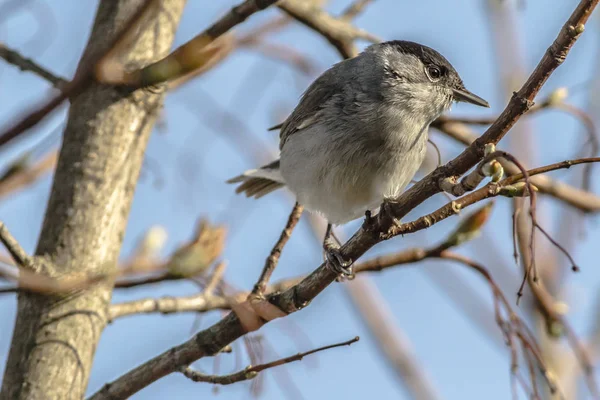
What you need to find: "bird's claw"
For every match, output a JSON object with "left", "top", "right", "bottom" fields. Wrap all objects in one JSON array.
[{"left": 325, "top": 248, "right": 354, "bottom": 281}]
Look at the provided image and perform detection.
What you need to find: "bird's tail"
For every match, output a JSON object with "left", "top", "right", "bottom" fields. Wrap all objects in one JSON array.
[{"left": 226, "top": 159, "right": 285, "bottom": 199}]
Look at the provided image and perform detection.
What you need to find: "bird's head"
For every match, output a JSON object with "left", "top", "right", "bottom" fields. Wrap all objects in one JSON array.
[{"left": 365, "top": 40, "right": 489, "bottom": 121}]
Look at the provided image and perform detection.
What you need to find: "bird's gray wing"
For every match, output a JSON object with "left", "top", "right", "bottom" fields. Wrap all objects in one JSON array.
[{"left": 278, "top": 62, "right": 347, "bottom": 149}]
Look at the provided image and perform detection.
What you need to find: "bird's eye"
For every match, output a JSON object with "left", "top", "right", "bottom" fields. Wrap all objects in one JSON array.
[{"left": 426, "top": 65, "right": 442, "bottom": 81}]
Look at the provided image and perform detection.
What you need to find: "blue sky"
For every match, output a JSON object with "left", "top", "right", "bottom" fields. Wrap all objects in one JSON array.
[{"left": 1, "top": 1, "right": 600, "bottom": 399}]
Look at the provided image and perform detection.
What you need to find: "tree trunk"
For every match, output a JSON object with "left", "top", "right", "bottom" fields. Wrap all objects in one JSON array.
[{"left": 0, "top": 1, "right": 186, "bottom": 399}]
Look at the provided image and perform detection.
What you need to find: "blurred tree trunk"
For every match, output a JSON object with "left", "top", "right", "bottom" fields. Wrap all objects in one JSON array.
[{"left": 0, "top": 1, "right": 186, "bottom": 399}]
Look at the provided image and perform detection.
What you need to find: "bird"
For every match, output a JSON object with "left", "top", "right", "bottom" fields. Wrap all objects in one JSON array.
[{"left": 227, "top": 40, "right": 489, "bottom": 277}]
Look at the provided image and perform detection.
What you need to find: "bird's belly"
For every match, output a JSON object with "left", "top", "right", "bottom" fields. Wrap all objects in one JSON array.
[{"left": 280, "top": 132, "right": 425, "bottom": 225}]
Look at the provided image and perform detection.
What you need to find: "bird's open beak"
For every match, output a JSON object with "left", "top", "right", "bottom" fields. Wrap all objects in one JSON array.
[{"left": 453, "top": 88, "right": 490, "bottom": 108}]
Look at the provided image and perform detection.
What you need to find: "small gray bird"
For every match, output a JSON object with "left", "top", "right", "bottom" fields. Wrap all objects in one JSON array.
[{"left": 228, "top": 40, "right": 489, "bottom": 276}]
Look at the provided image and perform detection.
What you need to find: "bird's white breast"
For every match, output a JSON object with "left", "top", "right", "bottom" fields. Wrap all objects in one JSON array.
[{"left": 279, "top": 114, "right": 429, "bottom": 225}]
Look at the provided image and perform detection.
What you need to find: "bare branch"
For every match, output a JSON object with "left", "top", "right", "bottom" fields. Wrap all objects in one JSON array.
[
  {"left": 340, "top": 0, "right": 376, "bottom": 20},
  {"left": 0, "top": 151, "right": 57, "bottom": 200},
  {"left": 0, "top": 43, "right": 68, "bottom": 88},
  {"left": 112, "top": 272, "right": 176, "bottom": 289},
  {"left": 0, "top": 221, "right": 31, "bottom": 268},
  {"left": 204, "top": 261, "right": 227, "bottom": 295},
  {"left": 108, "top": 292, "right": 238, "bottom": 322},
  {"left": 252, "top": 202, "right": 303, "bottom": 296},
  {"left": 179, "top": 336, "right": 359, "bottom": 385},
  {"left": 101, "top": 0, "right": 282, "bottom": 87}
]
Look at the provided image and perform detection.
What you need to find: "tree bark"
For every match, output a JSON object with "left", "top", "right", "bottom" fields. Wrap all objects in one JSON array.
[{"left": 0, "top": 1, "right": 186, "bottom": 399}]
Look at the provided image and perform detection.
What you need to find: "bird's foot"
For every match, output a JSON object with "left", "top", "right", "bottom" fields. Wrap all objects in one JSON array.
[
  {"left": 323, "top": 223, "right": 354, "bottom": 280},
  {"left": 324, "top": 247, "right": 354, "bottom": 281},
  {"left": 377, "top": 199, "right": 402, "bottom": 229}
]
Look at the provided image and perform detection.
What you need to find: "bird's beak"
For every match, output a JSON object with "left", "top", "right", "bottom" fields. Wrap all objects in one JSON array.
[{"left": 452, "top": 87, "right": 490, "bottom": 108}]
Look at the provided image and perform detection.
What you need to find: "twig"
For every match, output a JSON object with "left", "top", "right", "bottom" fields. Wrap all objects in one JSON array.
[
  {"left": 0, "top": 43, "right": 68, "bottom": 88},
  {"left": 112, "top": 272, "right": 175, "bottom": 289},
  {"left": 108, "top": 292, "right": 239, "bottom": 322},
  {"left": 340, "top": 0, "right": 376, "bottom": 20},
  {"left": 0, "top": 151, "right": 57, "bottom": 199},
  {"left": 252, "top": 202, "right": 303, "bottom": 296},
  {"left": 0, "top": 221, "right": 31, "bottom": 267},
  {"left": 102, "top": 0, "right": 281, "bottom": 87},
  {"left": 512, "top": 208, "right": 521, "bottom": 265},
  {"left": 205, "top": 261, "right": 227, "bottom": 295},
  {"left": 534, "top": 222, "right": 580, "bottom": 271},
  {"left": 503, "top": 157, "right": 600, "bottom": 184},
  {"left": 0, "top": 261, "right": 108, "bottom": 295},
  {"left": 179, "top": 336, "right": 359, "bottom": 385}
]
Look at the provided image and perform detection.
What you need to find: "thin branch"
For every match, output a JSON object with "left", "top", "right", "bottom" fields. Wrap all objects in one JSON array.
[
  {"left": 503, "top": 157, "right": 600, "bottom": 184},
  {"left": 0, "top": 261, "right": 108, "bottom": 295},
  {"left": 108, "top": 292, "right": 238, "bottom": 322},
  {"left": 512, "top": 208, "right": 521, "bottom": 265},
  {"left": 205, "top": 261, "right": 227, "bottom": 295},
  {"left": 101, "top": 0, "right": 281, "bottom": 87},
  {"left": 112, "top": 272, "right": 176, "bottom": 289},
  {"left": 0, "top": 221, "right": 31, "bottom": 267},
  {"left": 534, "top": 222, "right": 580, "bottom": 271},
  {"left": 340, "top": 0, "right": 376, "bottom": 20},
  {"left": 179, "top": 336, "right": 359, "bottom": 385},
  {"left": 0, "top": 151, "right": 57, "bottom": 200},
  {"left": 252, "top": 202, "right": 303, "bottom": 296},
  {"left": 0, "top": 43, "right": 68, "bottom": 88}
]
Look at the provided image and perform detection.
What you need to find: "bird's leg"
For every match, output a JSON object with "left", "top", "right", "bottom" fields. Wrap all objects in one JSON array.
[
  {"left": 329, "top": 227, "right": 342, "bottom": 247},
  {"left": 323, "top": 223, "right": 354, "bottom": 279}
]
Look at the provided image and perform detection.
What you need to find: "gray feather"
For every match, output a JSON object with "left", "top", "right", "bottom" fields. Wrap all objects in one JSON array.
[{"left": 226, "top": 160, "right": 285, "bottom": 199}]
